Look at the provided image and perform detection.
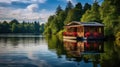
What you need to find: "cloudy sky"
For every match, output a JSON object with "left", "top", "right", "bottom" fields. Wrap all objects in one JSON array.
[{"left": 0, "top": 0, "right": 96, "bottom": 23}]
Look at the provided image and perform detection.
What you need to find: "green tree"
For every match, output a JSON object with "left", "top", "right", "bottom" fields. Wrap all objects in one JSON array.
[
  {"left": 50, "top": 17, "right": 59, "bottom": 34},
  {"left": 21, "top": 21, "right": 26, "bottom": 33},
  {"left": 74, "top": 2, "right": 83, "bottom": 21},
  {"left": 44, "top": 5, "right": 66, "bottom": 34},
  {"left": 29, "top": 23, "right": 35, "bottom": 33},
  {"left": 11, "top": 23, "right": 19, "bottom": 33},
  {"left": 3, "top": 21, "right": 11, "bottom": 33},
  {"left": 34, "top": 21, "right": 40, "bottom": 33},
  {"left": 9, "top": 19, "right": 19, "bottom": 25},
  {"left": 57, "top": 11, "right": 66, "bottom": 30},
  {"left": 0, "top": 23, "right": 2, "bottom": 33},
  {"left": 83, "top": 3, "right": 91, "bottom": 14},
  {"left": 65, "top": 1, "right": 74, "bottom": 14},
  {"left": 81, "top": 2, "right": 101, "bottom": 22},
  {"left": 100, "top": 0, "right": 120, "bottom": 36},
  {"left": 64, "top": 2, "right": 83, "bottom": 24},
  {"left": 44, "top": 15, "right": 55, "bottom": 34},
  {"left": 40, "top": 23, "right": 44, "bottom": 33},
  {"left": 9, "top": 19, "right": 19, "bottom": 33},
  {"left": 17, "top": 24, "right": 23, "bottom": 33},
  {"left": 56, "top": 5, "right": 63, "bottom": 15}
]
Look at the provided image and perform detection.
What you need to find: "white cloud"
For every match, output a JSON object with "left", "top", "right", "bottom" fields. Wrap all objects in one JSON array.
[
  {"left": 0, "top": 0, "right": 53, "bottom": 23},
  {"left": 11, "top": 0, "right": 47, "bottom": 3},
  {"left": 27, "top": 4, "right": 39, "bottom": 12},
  {"left": 0, "top": 0, "right": 47, "bottom": 4},
  {"left": 0, "top": 0, "right": 11, "bottom": 3},
  {"left": 37, "top": 0, "right": 47, "bottom": 3},
  {"left": 66, "top": 0, "right": 72, "bottom": 2},
  {"left": 0, "top": 4, "right": 54, "bottom": 23}
]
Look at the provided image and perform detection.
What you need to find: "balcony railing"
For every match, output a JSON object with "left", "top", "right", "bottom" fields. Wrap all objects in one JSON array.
[
  {"left": 85, "top": 32, "right": 102, "bottom": 38},
  {"left": 63, "top": 32, "right": 77, "bottom": 36}
]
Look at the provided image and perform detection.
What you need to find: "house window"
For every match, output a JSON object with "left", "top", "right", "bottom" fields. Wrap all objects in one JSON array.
[
  {"left": 99, "top": 27, "right": 102, "bottom": 33},
  {"left": 77, "top": 27, "right": 83, "bottom": 32}
]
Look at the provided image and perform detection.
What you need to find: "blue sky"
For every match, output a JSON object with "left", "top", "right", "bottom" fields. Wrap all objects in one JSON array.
[{"left": 0, "top": 0, "right": 101, "bottom": 23}]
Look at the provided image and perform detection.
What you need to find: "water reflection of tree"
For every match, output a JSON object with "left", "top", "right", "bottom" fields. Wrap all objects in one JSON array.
[
  {"left": 0, "top": 37, "right": 8, "bottom": 47},
  {"left": 63, "top": 40, "right": 103, "bottom": 67},
  {"left": 4, "top": 37, "right": 42, "bottom": 47},
  {"left": 9, "top": 37, "right": 19, "bottom": 47},
  {"left": 83, "top": 54, "right": 100, "bottom": 67},
  {"left": 100, "top": 41, "right": 120, "bottom": 67},
  {"left": 45, "top": 35, "right": 65, "bottom": 58},
  {"left": 46, "top": 35, "right": 105, "bottom": 67},
  {"left": 21, "top": 37, "right": 41, "bottom": 46}
]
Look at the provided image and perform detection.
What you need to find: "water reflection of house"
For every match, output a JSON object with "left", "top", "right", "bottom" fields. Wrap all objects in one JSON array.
[
  {"left": 64, "top": 40, "right": 84, "bottom": 57},
  {"left": 63, "top": 39, "right": 104, "bottom": 58},
  {"left": 63, "top": 39, "right": 104, "bottom": 67},
  {"left": 63, "top": 21, "right": 104, "bottom": 40}
]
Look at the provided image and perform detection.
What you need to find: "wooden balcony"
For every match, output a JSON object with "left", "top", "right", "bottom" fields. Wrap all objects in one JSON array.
[{"left": 63, "top": 32, "right": 77, "bottom": 36}]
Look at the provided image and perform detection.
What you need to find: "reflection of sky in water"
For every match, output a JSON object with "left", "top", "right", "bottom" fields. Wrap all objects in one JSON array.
[{"left": 0, "top": 37, "right": 97, "bottom": 67}]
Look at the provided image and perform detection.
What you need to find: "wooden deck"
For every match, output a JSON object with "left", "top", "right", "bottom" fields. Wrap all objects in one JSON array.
[
  {"left": 63, "top": 36, "right": 104, "bottom": 41},
  {"left": 63, "top": 36, "right": 77, "bottom": 40},
  {"left": 63, "top": 38, "right": 77, "bottom": 42}
]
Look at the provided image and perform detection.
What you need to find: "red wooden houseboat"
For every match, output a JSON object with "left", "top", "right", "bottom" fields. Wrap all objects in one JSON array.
[{"left": 63, "top": 21, "right": 104, "bottom": 40}]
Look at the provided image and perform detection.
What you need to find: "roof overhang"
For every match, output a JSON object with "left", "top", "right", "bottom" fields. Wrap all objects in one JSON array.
[{"left": 65, "top": 21, "right": 104, "bottom": 27}]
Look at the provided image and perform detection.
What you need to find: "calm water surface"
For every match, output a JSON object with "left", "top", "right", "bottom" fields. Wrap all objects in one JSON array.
[{"left": 0, "top": 35, "right": 120, "bottom": 67}]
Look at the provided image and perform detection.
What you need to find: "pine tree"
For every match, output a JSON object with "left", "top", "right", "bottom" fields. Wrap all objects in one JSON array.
[
  {"left": 56, "top": 5, "right": 63, "bottom": 15},
  {"left": 83, "top": 3, "right": 91, "bottom": 14},
  {"left": 64, "top": 2, "right": 83, "bottom": 24},
  {"left": 57, "top": 11, "right": 66, "bottom": 30},
  {"left": 9, "top": 19, "right": 19, "bottom": 25},
  {"left": 81, "top": 2, "right": 101, "bottom": 22},
  {"left": 65, "top": 1, "right": 74, "bottom": 14}
]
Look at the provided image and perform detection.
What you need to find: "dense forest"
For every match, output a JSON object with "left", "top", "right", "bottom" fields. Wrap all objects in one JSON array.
[
  {"left": 0, "top": 19, "right": 44, "bottom": 34},
  {"left": 44, "top": 0, "right": 120, "bottom": 38}
]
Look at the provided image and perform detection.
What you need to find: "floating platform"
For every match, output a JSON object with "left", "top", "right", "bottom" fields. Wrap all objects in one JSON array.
[
  {"left": 63, "top": 36, "right": 104, "bottom": 41},
  {"left": 63, "top": 36, "right": 77, "bottom": 40}
]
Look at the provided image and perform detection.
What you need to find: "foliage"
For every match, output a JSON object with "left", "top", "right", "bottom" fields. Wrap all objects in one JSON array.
[
  {"left": 81, "top": 2, "right": 101, "bottom": 22},
  {"left": 100, "top": 41, "right": 120, "bottom": 67},
  {"left": 56, "top": 5, "right": 63, "bottom": 15},
  {"left": 57, "top": 29, "right": 65, "bottom": 40},
  {"left": 65, "top": 1, "right": 74, "bottom": 14},
  {"left": 44, "top": 0, "right": 120, "bottom": 38},
  {"left": 0, "top": 19, "right": 44, "bottom": 34},
  {"left": 9, "top": 19, "right": 19, "bottom": 25},
  {"left": 116, "top": 32, "right": 120, "bottom": 38},
  {"left": 83, "top": 3, "right": 91, "bottom": 14},
  {"left": 115, "top": 32, "right": 120, "bottom": 46},
  {"left": 11, "top": 23, "right": 19, "bottom": 33},
  {"left": 0, "top": 21, "right": 11, "bottom": 33},
  {"left": 44, "top": 5, "right": 66, "bottom": 35},
  {"left": 100, "top": 0, "right": 120, "bottom": 36},
  {"left": 64, "top": 2, "right": 83, "bottom": 24},
  {"left": 44, "top": 2, "right": 90, "bottom": 35}
]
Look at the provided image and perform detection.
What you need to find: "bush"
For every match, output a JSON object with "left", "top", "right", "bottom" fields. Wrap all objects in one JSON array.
[
  {"left": 57, "top": 29, "right": 65, "bottom": 40},
  {"left": 116, "top": 32, "right": 120, "bottom": 38},
  {"left": 115, "top": 32, "right": 120, "bottom": 47}
]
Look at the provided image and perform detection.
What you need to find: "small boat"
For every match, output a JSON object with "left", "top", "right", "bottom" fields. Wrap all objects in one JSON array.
[{"left": 63, "top": 21, "right": 104, "bottom": 40}]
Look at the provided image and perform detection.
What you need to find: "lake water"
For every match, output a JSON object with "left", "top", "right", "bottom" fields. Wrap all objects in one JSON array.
[{"left": 0, "top": 35, "right": 120, "bottom": 67}]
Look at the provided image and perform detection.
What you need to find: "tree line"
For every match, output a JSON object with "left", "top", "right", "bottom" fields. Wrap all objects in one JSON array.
[
  {"left": 44, "top": 0, "right": 120, "bottom": 37},
  {"left": 0, "top": 19, "right": 44, "bottom": 34}
]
